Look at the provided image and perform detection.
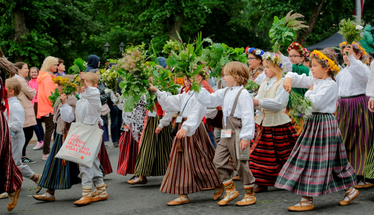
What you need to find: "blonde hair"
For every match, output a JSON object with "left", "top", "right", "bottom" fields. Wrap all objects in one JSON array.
[
  {"left": 40, "top": 56, "right": 58, "bottom": 72},
  {"left": 85, "top": 72, "right": 100, "bottom": 85},
  {"left": 6, "top": 78, "right": 22, "bottom": 96},
  {"left": 264, "top": 59, "right": 283, "bottom": 81},
  {"left": 223, "top": 61, "right": 249, "bottom": 86}
]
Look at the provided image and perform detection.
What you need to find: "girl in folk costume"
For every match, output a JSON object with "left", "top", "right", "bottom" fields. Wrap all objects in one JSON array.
[
  {"left": 196, "top": 62, "right": 257, "bottom": 206},
  {"left": 250, "top": 53, "right": 298, "bottom": 193},
  {"left": 246, "top": 47, "right": 265, "bottom": 86},
  {"left": 364, "top": 64, "right": 374, "bottom": 179},
  {"left": 117, "top": 97, "right": 147, "bottom": 176},
  {"left": 148, "top": 76, "right": 223, "bottom": 206},
  {"left": 33, "top": 76, "right": 80, "bottom": 202},
  {"left": 0, "top": 51, "right": 23, "bottom": 212},
  {"left": 336, "top": 42, "right": 374, "bottom": 189},
  {"left": 276, "top": 50, "right": 357, "bottom": 212}
]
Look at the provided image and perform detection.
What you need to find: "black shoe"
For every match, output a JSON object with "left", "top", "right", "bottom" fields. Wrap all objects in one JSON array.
[
  {"left": 113, "top": 141, "right": 119, "bottom": 148},
  {"left": 22, "top": 157, "right": 36, "bottom": 164}
]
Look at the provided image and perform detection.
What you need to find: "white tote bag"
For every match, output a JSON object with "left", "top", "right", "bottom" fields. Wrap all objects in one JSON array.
[{"left": 56, "top": 122, "right": 103, "bottom": 168}]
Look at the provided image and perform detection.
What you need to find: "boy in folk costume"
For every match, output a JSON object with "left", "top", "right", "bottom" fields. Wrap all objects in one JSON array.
[
  {"left": 195, "top": 61, "right": 257, "bottom": 206},
  {"left": 251, "top": 53, "right": 298, "bottom": 193},
  {"left": 33, "top": 76, "right": 80, "bottom": 202},
  {"left": 148, "top": 76, "right": 223, "bottom": 206},
  {"left": 276, "top": 50, "right": 357, "bottom": 212},
  {"left": 336, "top": 42, "right": 374, "bottom": 189},
  {"left": 73, "top": 72, "right": 108, "bottom": 206}
]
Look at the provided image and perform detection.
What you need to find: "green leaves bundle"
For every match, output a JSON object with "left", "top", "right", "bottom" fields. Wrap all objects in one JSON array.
[
  {"left": 68, "top": 58, "right": 87, "bottom": 74},
  {"left": 338, "top": 18, "right": 363, "bottom": 44},
  {"left": 48, "top": 88, "right": 60, "bottom": 107},
  {"left": 269, "top": 11, "right": 308, "bottom": 52},
  {"left": 100, "top": 68, "right": 118, "bottom": 92},
  {"left": 289, "top": 91, "right": 312, "bottom": 125},
  {"left": 245, "top": 79, "right": 259, "bottom": 94}
]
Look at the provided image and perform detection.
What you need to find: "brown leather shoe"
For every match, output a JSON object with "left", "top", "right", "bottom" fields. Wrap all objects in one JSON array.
[
  {"left": 287, "top": 197, "right": 314, "bottom": 212},
  {"left": 354, "top": 181, "right": 374, "bottom": 189},
  {"left": 7, "top": 188, "right": 21, "bottom": 212},
  {"left": 33, "top": 194, "right": 56, "bottom": 202},
  {"left": 254, "top": 185, "right": 268, "bottom": 193},
  {"left": 218, "top": 190, "right": 239, "bottom": 206},
  {"left": 213, "top": 184, "right": 224, "bottom": 200},
  {"left": 201, "top": 187, "right": 215, "bottom": 191},
  {"left": 127, "top": 176, "right": 147, "bottom": 185},
  {"left": 74, "top": 196, "right": 93, "bottom": 206},
  {"left": 167, "top": 195, "right": 189, "bottom": 206},
  {"left": 235, "top": 195, "right": 257, "bottom": 206},
  {"left": 92, "top": 193, "right": 109, "bottom": 202},
  {"left": 232, "top": 175, "right": 241, "bottom": 181},
  {"left": 339, "top": 188, "right": 359, "bottom": 206}
]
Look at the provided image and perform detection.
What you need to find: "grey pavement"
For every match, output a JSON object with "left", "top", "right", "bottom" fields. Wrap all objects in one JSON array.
[{"left": 1, "top": 141, "right": 374, "bottom": 215}]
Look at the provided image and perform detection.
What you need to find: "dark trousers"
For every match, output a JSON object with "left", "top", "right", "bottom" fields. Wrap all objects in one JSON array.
[
  {"left": 41, "top": 114, "right": 54, "bottom": 155},
  {"left": 109, "top": 105, "right": 122, "bottom": 143},
  {"left": 33, "top": 102, "right": 44, "bottom": 142},
  {"left": 22, "top": 126, "right": 35, "bottom": 157}
]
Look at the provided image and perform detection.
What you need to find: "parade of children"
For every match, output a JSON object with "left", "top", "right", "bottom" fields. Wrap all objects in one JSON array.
[{"left": 2, "top": 12, "right": 374, "bottom": 215}]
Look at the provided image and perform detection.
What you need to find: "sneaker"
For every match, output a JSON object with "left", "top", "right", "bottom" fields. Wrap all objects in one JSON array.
[
  {"left": 113, "top": 141, "right": 119, "bottom": 148},
  {"left": 42, "top": 154, "right": 49, "bottom": 161},
  {"left": 33, "top": 141, "right": 44, "bottom": 150},
  {"left": 22, "top": 157, "right": 35, "bottom": 164}
]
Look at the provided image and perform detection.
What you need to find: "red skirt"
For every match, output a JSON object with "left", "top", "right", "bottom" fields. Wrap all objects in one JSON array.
[
  {"left": 98, "top": 132, "right": 113, "bottom": 175},
  {"left": 117, "top": 130, "right": 139, "bottom": 176},
  {"left": 249, "top": 122, "right": 297, "bottom": 186},
  {"left": 0, "top": 111, "right": 23, "bottom": 193}
]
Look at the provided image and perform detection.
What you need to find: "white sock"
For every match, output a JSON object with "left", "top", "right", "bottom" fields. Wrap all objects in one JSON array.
[
  {"left": 357, "top": 180, "right": 372, "bottom": 185},
  {"left": 343, "top": 188, "right": 357, "bottom": 201},
  {"left": 41, "top": 192, "right": 53, "bottom": 197},
  {"left": 295, "top": 197, "right": 313, "bottom": 206}
]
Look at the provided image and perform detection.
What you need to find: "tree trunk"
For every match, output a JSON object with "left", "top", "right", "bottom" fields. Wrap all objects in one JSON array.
[
  {"left": 13, "top": 8, "right": 29, "bottom": 62},
  {"left": 296, "top": 0, "right": 325, "bottom": 45},
  {"left": 168, "top": 12, "right": 184, "bottom": 40}
]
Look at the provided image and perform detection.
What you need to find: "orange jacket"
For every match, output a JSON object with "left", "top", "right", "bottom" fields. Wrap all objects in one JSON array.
[{"left": 37, "top": 71, "right": 57, "bottom": 118}]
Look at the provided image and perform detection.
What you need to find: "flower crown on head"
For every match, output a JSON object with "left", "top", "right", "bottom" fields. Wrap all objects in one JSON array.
[
  {"left": 339, "top": 41, "right": 367, "bottom": 58},
  {"left": 287, "top": 42, "right": 309, "bottom": 57},
  {"left": 245, "top": 47, "right": 265, "bottom": 57},
  {"left": 310, "top": 50, "right": 340, "bottom": 75},
  {"left": 262, "top": 52, "right": 283, "bottom": 69}
]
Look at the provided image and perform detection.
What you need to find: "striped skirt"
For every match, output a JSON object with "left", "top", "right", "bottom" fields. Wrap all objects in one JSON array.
[
  {"left": 160, "top": 123, "right": 221, "bottom": 194},
  {"left": 38, "top": 133, "right": 81, "bottom": 190},
  {"left": 249, "top": 122, "right": 298, "bottom": 186},
  {"left": 117, "top": 129, "right": 138, "bottom": 176},
  {"left": 0, "top": 112, "right": 23, "bottom": 193},
  {"left": 98, "top": 135, "right": 113, "bottom": 175},
  {"left": 364, "top": 147, "right": 374, "bottom": 179},
  {"left": 275, "top": 113, "right": 357, "bottom": 197},
  {"left": 133, "top": 116, "right": 173, "bottom": 177},
  {"left": 337, "top": 95, "right": 374, "bottom": 175}
]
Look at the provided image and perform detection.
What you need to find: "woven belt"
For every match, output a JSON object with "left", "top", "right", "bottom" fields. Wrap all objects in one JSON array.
[{"left": 340, "top": 94, "right": 365, "bottom": 99}]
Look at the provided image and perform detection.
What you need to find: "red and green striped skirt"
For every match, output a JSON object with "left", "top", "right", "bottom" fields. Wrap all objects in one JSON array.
[
  {"left": 337, "top": 94, "right": 374, "bottom": 176},
  {"left": 249, "top": 122, "right": 298, "bottom": 186},
  {"left": 275, "top": 113, "right": 357, "bottom": 197}
]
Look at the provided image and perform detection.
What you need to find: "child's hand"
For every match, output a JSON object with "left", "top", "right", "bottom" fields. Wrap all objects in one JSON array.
[
  {"left": 284, "top": 77, "right": 292, "bottom": 93},
  {"left": 369, "top": 100, "right": 374, "bottom": 113},
  {"left": 155, "top": 126, "right": 162, "bottom": 134},
  {"left": 80, "top": 72, "right": 86, "bottom": 81},
  {"left": 148, "top": 83, "right": 158, "bottom": 93},
  {"left": 240, "top": 139, "right": 250, "bottom": 150},
  {"left": 60, "top": 93, "right": 67, "bottom": 104},
  {"left": 345, "top": 45, "right": 355, "bottom": 56},
  {"left": 176, "top": 128, "right": 187, "bottom": 139},
  {"left": 253, "top": 99, "right": 259, "bottom": 106},
  {"left": 309, "top": 84, "right": 314, "bottom": 91}
]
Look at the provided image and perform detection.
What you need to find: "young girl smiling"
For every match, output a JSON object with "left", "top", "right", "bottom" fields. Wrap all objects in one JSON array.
[{"left": 276, "top": 50, "right": 357, "bottom": 212}]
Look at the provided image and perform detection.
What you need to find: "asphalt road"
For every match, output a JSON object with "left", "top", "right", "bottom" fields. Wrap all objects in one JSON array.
[{"left": 1, "top": 141, "right": 374, "bottom": 215}]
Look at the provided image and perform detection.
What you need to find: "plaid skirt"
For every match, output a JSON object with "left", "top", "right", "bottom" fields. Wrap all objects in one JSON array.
[
  {"left": 249, "top": 122, "right": 298, "bottom": 186},
  {"left": 133, "top": 116, "right": 173, "bottom": 177},
  {"left": 160, "top": 123, "right": 221, "bottom": 194},
  {"left": 117, "top": 129, "right": 139, "bottom": 176},
  {"left": 0, "top": 112, "right": 23, "bottom": 193},
  {"left": 38, "top": 133, "right": 81, "bottom": 190},
  {"left": 337, "top": 95, "right": 374, "bottom": 175},
  {"left": 275, "top": 113, "right": 357, "bottom": 197}
]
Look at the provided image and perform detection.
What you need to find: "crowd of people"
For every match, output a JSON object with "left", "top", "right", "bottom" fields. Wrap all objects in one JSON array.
[{"left": 0, "top": 39, "right": 374, "bottom": 213}]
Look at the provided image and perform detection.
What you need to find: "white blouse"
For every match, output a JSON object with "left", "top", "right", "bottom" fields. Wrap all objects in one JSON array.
[
  {"left": 367, "top": 66, "right": 374, "bottom": 101},
  {"left": 60, "top": 103, "right": 75, "bottom": 123},
  {"left": 336, "top": 55, "right": 371, "bottom": 97},
  {"left": 285, "top": 72, "right": 338, "bottom": 113},
  {"left": 6, "top": 97, "right": 25, "bottom": 133},
  {"left": 75, "top": 86, "right": 102, "bottom": 125},
  {"left": 256, "top": 77, "right": 289, "bottom": 111},
  {"left": 195, "top": 85, "right": 255, "bottom": 141},
  {"left": 158, "top": 111, "right": 173, "bottom": 128},
  {"left": 156, "top": 90, "right": 206, "bottom": 137}
]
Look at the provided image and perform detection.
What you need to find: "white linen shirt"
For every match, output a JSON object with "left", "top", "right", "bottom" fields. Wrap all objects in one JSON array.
[
  {"left": 256, "top": 77, "right": 289, "bottom": 111},
  {"left": 367, "top": 65, "right": 374, "bottom": 101},
  {"left": 285, "top": 72, "right": 338, "bottom": 113},
  {"left": 60, "top": 103, "right": 75, "bottom": 123},
  {"left": 195, "top": 85, "right": 255, "bottom": 141},
  {"left": 336, "top": 55, "right": 371, "bottom": 97},
  {"left": 75, "top": 86, "right": 102, "bottom": 125},
  {"left": 156, "top": 90, "right": 206, "bottom": 137}
]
